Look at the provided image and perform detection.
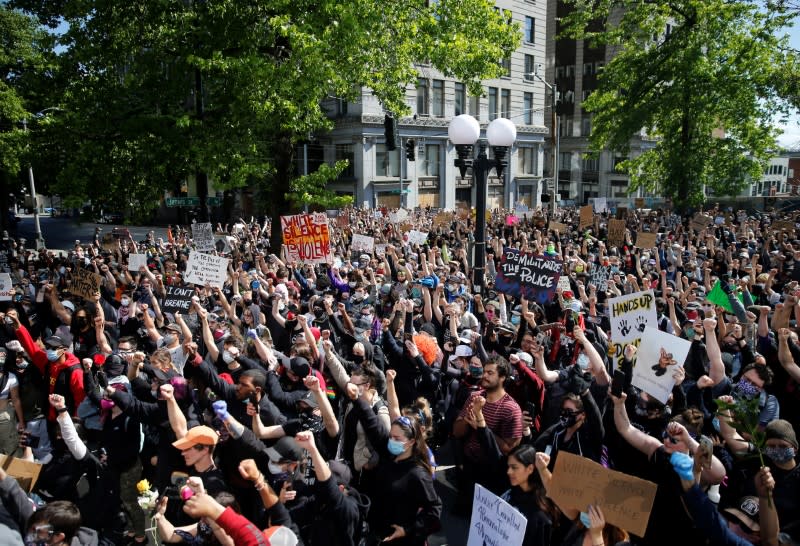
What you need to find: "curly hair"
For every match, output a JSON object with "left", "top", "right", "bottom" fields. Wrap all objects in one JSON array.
[{"left": 413, "top": 333, "right": 439, "bottom": 366}]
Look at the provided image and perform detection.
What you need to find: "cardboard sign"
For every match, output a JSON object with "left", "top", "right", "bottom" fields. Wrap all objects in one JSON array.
[
  {"left": 772, "top": 220, "right": 794, "bottom": 232},
  {"left": 0, "top": 273, "right": 12, "bottom": 301},
  {"left": 549, "top": 452, "right": 657, "bottom": 538},
  {"left": 281, "top": 213, "right": 332, "bottom": 264},
  {"left": 162, "top": 285, "right": 195, "bottom": 314},
  {"left": 608, "top": 289, "right": 658, "bottom": 344},
  {"left": 184, "top": 251, "right": 229, "bottom": 289},
  {"left": 0, "top": 454, "right": 43, "bottom": 493},
  {"left": 407, "top": 230, "right": 429, "bottom": 246},
  {"left": 634, "top": 197, "right": 645, "bottom": 209},
  {"left": 690, "top": 213, "right": 713, "bottom": 232},
  {"left": 589, "top": 265, "right": 611, "bottom": 290},
  {"left": 495, "top": 248, "right": 563, "bottom": 304},
  {"left": 69, "top": 268, "right": 103, "bottom": 299},
  {"left": 433, "top": 212, "right": 451, "bottom": 227},
  {"left": 351, "top": 234, "right": 374, "bottom": 254},
  {"left": 608, "top": 219, "right": 626, "bottom": 248},
  {"left": 632, "top": 327, "right": 692, "bottom": 404},
  {"left": 467, "top": 484, "right": 527, "bottom": 546},
  {"left": 101, "top": 234, "right": 117, "bottom": 251},
  {"left": 127, "top": 253, "right": 148, "bottom": 272},
  {"left": 193, "top": 222, "right": 215, "bottom": 252},
  {"left": 616, "top": 207, "right": 628, "bottom": 220},
  {"left": 337, "top": 215, "right": 349, "bottom": 228},
  {"left": 549, "top": 221, "right": 568, "bottom": 234},
  {"left": 636, "top": 232, "right": 657, "bottom": 249},
  {"left": 579, "top": 205, "right": 594, "bottom": 229}
]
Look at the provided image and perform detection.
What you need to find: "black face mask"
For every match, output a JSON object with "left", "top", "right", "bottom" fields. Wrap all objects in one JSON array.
[
  {"left": 313, "top": 308, "right": 325, "bottom": 319},
  {"left": 560, "top": 412, "right": 578, "bottom": 428},
  {"left": 352, "top": 354, "right": 364, "bottom": 364}
]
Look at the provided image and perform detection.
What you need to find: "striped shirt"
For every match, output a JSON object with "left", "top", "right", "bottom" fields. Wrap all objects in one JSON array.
[{"left": 459, "top": 391, "right": 523, "bottom": 462}]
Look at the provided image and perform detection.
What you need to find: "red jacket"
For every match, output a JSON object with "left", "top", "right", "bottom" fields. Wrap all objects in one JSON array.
[
  {"left": 216, "top": 507, "right": 269, "bottom": 546},
  {"left": 15, "top": 325, "right": 85, "bottom": 420}
]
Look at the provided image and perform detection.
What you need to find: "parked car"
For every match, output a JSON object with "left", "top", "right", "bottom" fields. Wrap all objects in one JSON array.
[
  {"left": 43, "top": 207, "right": 57, "bottom": 215},
  {"left": 7, "top": 211, "right": 20, "bottom": 226},
  {"left": 101, "top": 212, "right": 124, "bottom": 224}
]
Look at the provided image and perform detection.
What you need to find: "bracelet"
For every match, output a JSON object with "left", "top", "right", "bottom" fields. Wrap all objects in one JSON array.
[
  {"left": 254, "top": 474, "right": 267, "bottom": 491},
  {"left": 56, "top": 407, "right": 68, "bottom": 414}
]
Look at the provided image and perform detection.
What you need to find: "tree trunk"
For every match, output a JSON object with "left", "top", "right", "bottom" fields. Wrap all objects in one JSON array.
[{"left": 270, "top": 132, "right": 296, "bottom": 254}]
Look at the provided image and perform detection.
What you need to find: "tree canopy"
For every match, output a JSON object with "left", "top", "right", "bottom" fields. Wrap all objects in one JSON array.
[{"left": 561, "top": 0, "right": 799, "bottom": 207}]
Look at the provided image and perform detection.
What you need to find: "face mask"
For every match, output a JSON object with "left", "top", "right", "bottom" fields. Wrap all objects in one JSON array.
[
  {"left": 576, "top": 353, "right": 590, "bottom": 371},
  {"left": 16, "top": 360, "right": 29, "bottom": 370},
  {"left": 100, "top": 399, "right": 115, "bottom": 410},
  {"left": 560, "top": 411, "right": 578, "bottom": 428},
  {"left": 685, "top": 327, "right": 695, "bottom": 339},
  {"left": 579, "top": 511, "right": 592, "bottom": 528},
  {"left": 222, "top": 351, "right": 236, "bottom": 365},
  {"left": 765, "top": 446, "right": 796, "bottom": 464},
  {"left": 162, "top": 334, "right": 177, "bottom": 346},
  {"left": 446, "top": 283, "right": 457, "bottom": 293},
  {"left": 313, "top": 308, "right": 325, "bottom": 319},
  {"left": 24, "top": 535, "right": 50, "bottom": 546},
  {"left": 712, "top": 417, "right": 721, "bottom": 433},
  {"left": 59, "top": 266, "right": 66, "bottom": 275},
  {"left": 511, "top": 315, "right": 521, "bottom": 326},
  {"left": 348, "top": 281, "right": 357, "bottom": 288},
  {"left": 352, "top": 292, "right": 365, "bottom": 302},
  {"left": 469, "top": 365, "right": 484, "bottom": 378},
  {"left": 387, "top": 438, "right": 408, "bottom": 456},
  {"left": 120, "top": 297, "right": 130, "bottom": 307},
  {"left": 46, "top": 349, "right": 61, "bottom": 362},
  {"left": 735, "top": 377, "right": 761, "bottom": 400},
  {"left": 352, "top": 354, "right": 364, "bottom": 364}
]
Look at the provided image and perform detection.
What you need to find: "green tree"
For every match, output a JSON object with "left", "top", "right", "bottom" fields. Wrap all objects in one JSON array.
[
  {"left": 15, "top": 0, "right": 519, "bottom": 246},
  {"left": 562, "top": 0, "right": 797, "bottom": 207}
]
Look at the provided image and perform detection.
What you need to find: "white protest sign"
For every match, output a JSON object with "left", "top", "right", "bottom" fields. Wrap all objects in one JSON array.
[
  {"left": 375, "top": 244, "right": 387, "bottom": 257},
  {"left": 351, "top": 234, "right": 374, "bottom": 253},
  {"left": 389, "top": 208, "right": 408, "bottom": 223},
  {"left": 594, "top": 197, "right": 608, "bottom": 213},
  {"left": 467, "top": 484, "right": 527, "bottom": 546},
  {"left": 632, "top": 327, "right": 692, "bottom": 404},
  {"left": 558, "top": 276, "right": 572, "bottom": 293},
  {"left": 127, "top": 253, "right": 148, "bottom": 272},
  {"left": 0, "top": 273, "right": 13, "bottom": 301},
  {"left": 193, "top": 222, "right": 215, "bottom": 252},
  {"left": 608, "top": 289, "right": 658, "bottom": 344},
  {"left": 407, "top": 230, "right": 429, "bottom": 246},
  {"left": 184, "top": 251, "right": 229, "bottom": 289}
]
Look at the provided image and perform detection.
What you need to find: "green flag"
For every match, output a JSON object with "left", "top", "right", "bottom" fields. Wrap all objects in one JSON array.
[{"left": 706, "top": 280, "right": 743, "bottom": 313}]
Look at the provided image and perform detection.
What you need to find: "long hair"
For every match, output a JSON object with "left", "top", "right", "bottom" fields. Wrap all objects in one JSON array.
[
  {"left": 508, "top": 445, "right": 560, "bottom": 524},
  {"left": 392, "top": 415, "right": 433, "bottom": 476},
  {"left": 403, "top": 396, "right": 433, "bottom": 439}
]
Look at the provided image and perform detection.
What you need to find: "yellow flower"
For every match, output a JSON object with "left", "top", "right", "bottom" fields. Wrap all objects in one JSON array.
[{"left": 136, "top": 479, "right": 151, "bottom": 494}]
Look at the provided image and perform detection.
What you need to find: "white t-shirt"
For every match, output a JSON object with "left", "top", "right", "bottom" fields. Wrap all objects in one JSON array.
[{"left": 0, "top": 373, "right": 19, "bottom": 400}]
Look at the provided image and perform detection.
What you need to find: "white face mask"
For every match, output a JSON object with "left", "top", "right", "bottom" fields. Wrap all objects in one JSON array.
[
  {"left": 120, "top": 297, "right": 130, "bottom": 307},
  {"left": 222, "top": 350, "right": 236, "bottom": 365}
]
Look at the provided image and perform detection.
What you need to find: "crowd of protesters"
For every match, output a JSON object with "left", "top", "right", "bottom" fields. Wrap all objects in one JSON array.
[{"left": 0, "top": 201, "right": 797, "bottom": 546}]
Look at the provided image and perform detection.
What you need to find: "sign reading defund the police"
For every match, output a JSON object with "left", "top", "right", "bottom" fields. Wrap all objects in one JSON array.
[
  {"left": 495, "top": 248, "right": 562, "bottom": 304},
  {"left": 184, "top": 251, "right": 229, "bottom": 289},
  {"left": 467, "top": 484, "right": 527, "bottom": 546},
  {"left": 608, "top": 290, "right": 658, "bottom": 360}
]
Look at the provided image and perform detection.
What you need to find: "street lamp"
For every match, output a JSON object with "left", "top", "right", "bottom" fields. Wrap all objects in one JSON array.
[
  {"left": 528, "top": 68, "right": 560, "bottom": 214},
  {"left": 448, "top": 114, "right": 516, "bottom": 292}
]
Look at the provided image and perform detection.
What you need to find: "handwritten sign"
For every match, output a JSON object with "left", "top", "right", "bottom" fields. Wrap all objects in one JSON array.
[
  {"left": 589, "top": 265, "right": 611, "bottom": 290},
  {"left": 101, "top": 234, "right": 117, "bottom": 251},
  {"left": 608, "top": 219, "right": 626, "bottom": 248},
  {"left": 162, "top": 285, "right": 195, "bottom": 314},
  {"left": 281, "top": 213, "right": 332, "bottom": 264},
  {"left": 184, "top": 251, "right": 229, "bottom": 289},
  {"left": 579, "top": 205, "right": 594, "bottom": 229},
  {"left": 505, "top": 214, "right": 519, "bottom": 226},
  {"left": 127, "top": 253, "right": 148, "bottom": 272},
  {"left": 632, "top": 327, "right": 692, "bottom": 404},
  {"left": 407, "top": 230, "right": 429, "bottom": 246},
  {"left": 351, "top": 234, "right": 374, "bottom": 254},
  {"left": 375, "top": 244, "right": 387, "bottom": 257},
  {"left": 690, "top": 213, "right": 713, "bottom": 232},
  {"left": 433, "top": 212, "right": 451, "bottom": 227},
  {"left": 69, "top": 268, "right": 103, "bottom": 299},
  {"left": 608, "top": 289, "right": 657, "bottom": 345},
  {"left": 636, "top": 232, "right": 657, "bottom": 249},
  {"left": 193, "top": 222, "right": 215, "bottom": 252},
  {"left": 495, "top": 248, "right": 563, "bottom": 304},
  {"left": 0, "top": 273, "right": 12, "bottom": 301},
  {"left": 634, "top": 197, "right": 645, "bottom": 209},
  {"left": 549, "top": 452, "right": 657, "bottom": 538},
  {"left": 772, "top": 220, "right": 794, "bottom": 232},
  {"left": 594, "top": 198, "right": 609, "bottom": 213},
  {"left": 389, "top": 209, "right": 409, "bottom": 223},
  {"left": 467, "top": 484, "right": 527, "bottom": 546},
  {"left": 558, "top": 276, "right": 572, "bottom": 293},
  {"left": 549, "top": 221, "right": 568, "bottom": 234}
]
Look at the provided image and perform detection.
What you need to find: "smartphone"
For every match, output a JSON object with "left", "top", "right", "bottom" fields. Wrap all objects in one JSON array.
[
  {"left": 611, "top": 369, "right": 626, "bottom": 398},
  {"left": 524, "top": 402, "right": 537, "bottom": 420},
  {"left": 249, "top": 393, "right": 259, "bottom": 406},
  {"left": 404, "top": 332, "right": 413, "bottom": 342}
]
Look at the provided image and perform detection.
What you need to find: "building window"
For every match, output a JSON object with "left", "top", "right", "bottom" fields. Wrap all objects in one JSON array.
[
  {"left": 416, "top": 78, "right": 429, "bottom": 116},
  {"left": 488, "top": 87, "right": 498, "bottom": 121},
  {"left": 501, "top": 89, "right": 511, "bottom": 119},
  {"left": 523, "top": 92, "right": 533, "bottom": 125},
  {"left": 581, "top": 115, "right": 592, "bottom": 136},
  {"left": 559, "top": 152, "right": 571, "bottom": 170},
  {"left": 335, "top": 144, "right": 355, "bottom": 178},
  {"left": 524, "top": 55, "right": 535, "bottom": 81},
  {"left": 518, "top": 146, "right": 536, "bottom": 174},
  {"left": 423, "top": 144, "right": 440, "bottom": 177},
  {"left": 555, "top": 66, "right": 565, "bottom": 79},
  {"left": 500, "top": 56, "right": 511, "bottom": 77},
  {"left": 581, "top": 89, "right": 593, "bottom": 102},
  {"left": 565, "top": 65, "right": 575, "bottom": 78},
  {"left": 582, "top": 156, "right": 599, "bottom": 172},
  {"left": 583, "top": 62, "right": 594, "bottom": 76},
  {"left": 335, "top": 98, "right": 348, "bottom": 116},
  {"left": 524, "top": 17, "right": 535, "bottom": 43},
  {"left": 559, "top": 115, "right": 573, "bottom": 137},
  {"left": 613, "top": 155, "right": 627, "bottom": 171},
  {"left": 432, "top": 79, "right": 444, "bottom": 117},
  {"left": 376, "top": 144, "right": 400, "bottom": 178},
  {"left": 469, "top": 94, "right": 480, "bottom": 120},
  {"left": 454, "top": 83, "right": 466, "bottom": 116}
]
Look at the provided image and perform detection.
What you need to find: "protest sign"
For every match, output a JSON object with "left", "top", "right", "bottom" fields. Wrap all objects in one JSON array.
[
  {"left": 549, "top": 452, "right": 657, "bottom": 537},
  {"left": 193, "top": 222, "right": 215, "bottom": 252},
  {"left": 616, "top": 207, "right": 628, "bottom": 220},
  {"left": 0, "top": 454, "right": 43, "bottom": 493},
  {"left": 337, "top": 215, "right": 349, "bottom": 228},
  {"left": 375, "top": 244, "right": 387, "bottom": 257},
  {"left": 632, "top": 327, "right": 692, "bottom": 403},
  {"left": 505, "top": 215, "right": 519, "bottom": 226},
  {"left": 101, "top": 234, "right": 117, "bottom": 251},
  {"left": 589, "top": 265, "right": 611, "bottom": 290},
  {"left": 594, "top": 197, "right": 609, "bottom": 213},
  {"left": 389, "top": 209, "right": 409, "bottom": 223},
  {"left": 579, "top": 205, "right": 594, "bottom": 229},
  {"left": 608, "top": 289, "right": 657, "bottom": 345},
  {"left": 184, "top": 251, "right": 229, "bottom": 289},
  {"left": 162, "top": 285, "right": 195, "bottom": 314},
  {"left": 433, "top": 212, "right": 451, "bottom": 227},
  {"left": 467, "top": 484, "right": 527, "bottom": 546},
  {"left": 407, "top": 230, "right": 429, "bottom": 246},
  {"left": 772, "top": 220, "right": 794, "bottom": 232},
  {"left": 127, "top": 253, "right": 148, "bottom": 272},
  {"left": 706, "top": 279, "right": 743, "bottom": 313},
  {"left": 69, "top": 268, "right": 103, "bottom": 299},
  {"left": 608, "top": 219, "right": 626, "bottom": 248},
  {"left": 634, "top": 197, "right": 645, "bottom": 209},
  {"left": 281, "top": 213, "right": 332, "bottom": 264},
  {"left": 549, "top": 221, "right": 568, "bottom": 234},
  {"left": 558, "top": 276, "right": 572, "bottom": 293},
  {"left": 0, "top": 273, "right": 12, "bottom": 301},
  {"left": 351, "top": 234, "right": 375, "bottom": 254},
  {"left": 495, "top": 248, "right": 562, "bottom": 304},
  {"left": 690, "top": 213, "right": 713, "bottom": 232},
  {"left": 635, "top": 232, "right": 657, "bottom": 249}
]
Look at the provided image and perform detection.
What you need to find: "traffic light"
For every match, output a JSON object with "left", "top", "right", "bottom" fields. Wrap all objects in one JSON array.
[
  {"left": 384, "top": 114, "right": 398, "bottom": 150},
  {"left": 405, "top": 139, "right": 416, "bottom": 161}
]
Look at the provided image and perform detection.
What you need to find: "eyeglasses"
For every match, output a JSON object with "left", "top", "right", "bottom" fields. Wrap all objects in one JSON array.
[
  {"left": 661, "top": 431, "right": 679, "bottom": 445},
  {"left": 352, "top": 382, "right": 368, "bottom": 387}
]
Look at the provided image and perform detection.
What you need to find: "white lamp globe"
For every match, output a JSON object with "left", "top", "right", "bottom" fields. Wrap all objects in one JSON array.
[
  {"left": 486, "top": 118, "right": 517, "bottom": 147},
  {"left": 448, "top": 114, "right": 481, "bottom": 145}
]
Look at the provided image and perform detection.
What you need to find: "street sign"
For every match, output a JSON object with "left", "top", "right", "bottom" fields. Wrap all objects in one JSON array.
[
  {"left": 166, "top": 197, "right": 222, "bottom": 207},
  {"left": 389, "top": 189, "right": 411, "bottom": 194}
]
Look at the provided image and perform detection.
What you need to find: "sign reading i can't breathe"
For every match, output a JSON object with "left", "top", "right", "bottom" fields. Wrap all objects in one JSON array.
[
  {"left": 162, "top": 285, "right": 195, "bottom": 314},
  {"left": 495, "top": 248, "right": 562, "bottom": 303},
  {"left": 281, "top": 213, "right": 332, "bottom": 264}
]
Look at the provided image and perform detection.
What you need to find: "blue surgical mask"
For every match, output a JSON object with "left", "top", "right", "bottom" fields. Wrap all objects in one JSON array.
[
  {"left": 576, "top": 353, "right": 590, "bottom": 371},
  {"left": 387, "top": 438, "right": 407, "bottom": 456},
  {"left": 45, "top": 349, "right": 60, "bottom": 362},
  {"left": 765, "top": 446, "right": 796, "bottom": 464},
  {"left": 579, "top": 511, "right": 592, "bottom": 528},
  {"left": 469, "top": 365, "right": 483, "bottom": 378},
  {"left": 511, "top": 315, "right": 521, "bottom": 326},
  {"left": 685, "top": 327, "right": 695, "bottom": 340},
  {"left": 711, "top": 417, "right": 721, "bottom": 433}
]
